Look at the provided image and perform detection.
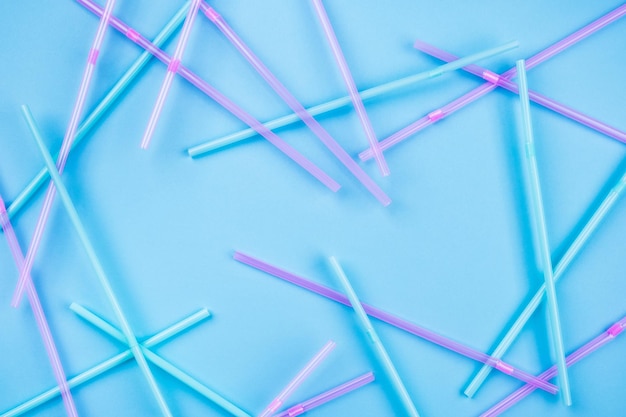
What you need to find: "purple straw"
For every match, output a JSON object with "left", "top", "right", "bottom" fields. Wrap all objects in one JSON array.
[
  {"left": 77, "top": 0, "right": 340, "bottom": 193},
  {"left": 233, "top": 251, "right": 558, "bottom": 394},
  {"left": 11, "top": 0, "right": 117, "bottom": 306},
  {"left": 358, "top": 3, "right": 626, "bottom": 161},
  {"left": 481, "top": 316, "right": 626, "bottom": 417},
  {"left": 0, "top": 196, "right": 78, "bottom": 417},
  {"left": 200, "top": 3, "right": 390, "bottom": 206}
]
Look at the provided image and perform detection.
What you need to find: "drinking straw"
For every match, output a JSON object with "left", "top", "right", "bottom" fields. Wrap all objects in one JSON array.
[
  {"left": 516, "top": 59, "right": 571, "bottom": 406},
  {"left": 232, "top": 251, "right": 558, "bottom": 394},
  {"left": 186, "top": 40, "right": 518, "bottom": 157},
  {"left": 77, "top": 0, "right": 340, "bottom": 192},
  {"left": 274, "top": 372, "right": 375, "bottom": 417},
  {"left": 3, "top": 2, "right": 190, "bottom": 223},
  {"left": 11, "top": 0, "right": 118, "bottom": 306},
  {"left": 481, "top": 316, "right": 626, "bottom": 417},
  {"left": 258, "top": 341, "right": 336, "bottom": 417},
  {"left": 413, "top": 39, "right": 626, "bottom": 146},
  {"left": 140, "top": 0, "right": 201, "bottom": 149},
  {"left": 69, "top": 303, "right": 251, "bottom": 417},
  {"left": 1, "top": 309, "right": 211, "bottom": 417},
  {"left": 0, "top": 196, "right": 78, "bottom": 417},
  {"left": 358, "top": 4, "right": 626, "bottom": 161},
  {"left": 199, "top": 3, "right": 391, "bottom": 206},
  {"left": 22, "top": 106, "right": 173, "bottom": 417},
  {"left": 329, "top": 257, "right": 420, "bottom": 417},
  {"left": 310, "top": 0, "right": 389, "bottom": 176}
]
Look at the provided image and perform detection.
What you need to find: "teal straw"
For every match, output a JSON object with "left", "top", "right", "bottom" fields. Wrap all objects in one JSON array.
[
  {"left": 464, "top": 168, "right": 626, "bottom": 397},
  {"left": 69, "top": 303, "right": 251, "bottom": 417},
  {"left": 516, "top": 60, "right": 571, "bottom": 406},
  {"left": 329, "top": 257, "right": 420, "bottom": 417},
  {"left": 3, "top": 1, "right": 190, "bottom": 223},
  {"left": 186, "top": 40, "right": 519, "bottom": 157},
  {"left": 1, "top": 309, "right": 210, "bottom": 417},
  {"left": 22, "top": 106, "right": 174, "bottom": 417}
]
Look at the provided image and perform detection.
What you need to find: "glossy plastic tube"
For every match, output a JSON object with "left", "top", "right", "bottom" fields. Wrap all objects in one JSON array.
[
  {"left": 200, "top": 3, "right": 390, "bottom": 206},
  {"left": 22, "top": 107, "right": 173, "bottom": 417},
  {"left": 330, "top": 257, "right": 420, "bottom": 417},
  {"left": 517, "top": 60, "right": 571, "bottom": 406},
  {"left": 310, "top": 0, "right": 389, "bottom": 176},
  {"left": 233, "top": 251, "right": 557, "bottom": 394}
]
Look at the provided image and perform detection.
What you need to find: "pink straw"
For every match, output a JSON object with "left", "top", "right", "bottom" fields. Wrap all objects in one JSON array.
[
  {"left": 0, "top": 195, "right": 78, "bottom": 417},
  {"left": 11, "top": 0, "right": 118, "bottom": 306}
]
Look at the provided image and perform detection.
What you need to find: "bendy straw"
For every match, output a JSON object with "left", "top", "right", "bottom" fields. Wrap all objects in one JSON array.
[
  {"left": 310, "top": 0, "right": 389, "bottom": 176},
  {"left": 258, "top": 340, "right": 336, "bottom": 417},
  {"left": 22, "top": 106, "right": 174, "bottom": 417},
  {"left": 0, "top": 196, "right": 78, "bottom": 417},
  {"left": 1, "top": 309, "right": 211, "bottom": 417},
  {"left": 330, "top": 257, "right": 420, "bottom": 417},
  {"left": 233, "top": 251, "right": 558, "bottom": 394},
  {"left": 11, "top": 0, "right": 118, "bottom": 307},
  {"left": 516, "top": 59, "right": 571, "bottom": 406},
  {"left": 358, "top": 3, "right": 626, "bottom": 161},
  {"left": 3, "top": 2, "right": 189, "bottom": 223},
  {"left": 69, "top": 303, "right": 251, "bottom": 417},
  {"left": 481, "top": 316, "right": 626, "bottom": 417},
  {"left": 464, "top": 149, "right": 626, "bottom": 399},
  {"left": 77, "top": 0, "right": 340, "bottom": 192},
  {"left": 141, "top": 0, "right": 201, "bottom": 149},
  {"left": 274, "top": 372, "right": 375, "bottom": 417},
  {"left": 186, "top": 40, "right": 518, "bottom": 157},
  {"left": 200, "top": 2, "right": 390, "bottom": 206}
]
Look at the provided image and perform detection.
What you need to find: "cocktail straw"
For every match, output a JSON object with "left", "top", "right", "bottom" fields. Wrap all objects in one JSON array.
[
  {"left": 310, "top": 0, "right": 389, "bottom": 176},
  {"left": 21, "top": 106, "right": 174, "bottom": 417},
  {"left": 274, "top": 372, "right": 375, "bottom": 417},
  {"left": 11, "top": 0, "right": 118, "bottom": 307},
  {"left": 3, "top": 2, "right": 190, "bottom": 223},
  {"left": 232, "top": 251, "right": 558, "bottom": 394},
  {"left": 186, "top": 40, "right": 518, "bottom": 157},
  {"left": 516, "top": 59, "right": 571, "bottom": 406},
  {"left": 69, "top": 303, "right": 251, "bottom": 417},
  {"left": 329, "top": 257, "right": 420, "bottom": 417},
  {"left": 200, "top": 3, "right": 391, "bottom": 206},
  {"left": 1, "top": 309, "right": 211, "bottom": 417},
  {"left": 413, "top": 39, "right": 626, "bottom": 146},
  {"left": 258, "top": 340, "right": 336, "bottom": 417},
  {"left": 77, "top": 0, "right": 340, "bottom": 192},
  {"left": 0, "top": 197, "right": 78, "bottom": 417},
  {"left": 358, "top": 3, "right": 626, "bottom": 161},
  {"left": 140, "top": 0, "right": 201, "bottom": 149},
  {"left": 481, "top": 316, "right": 626, "bottom": 417}
]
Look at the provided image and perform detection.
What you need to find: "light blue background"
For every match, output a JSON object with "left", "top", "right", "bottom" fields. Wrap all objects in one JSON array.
[{"left": 0, "top": 1, "right": 625, "bottom": 416}]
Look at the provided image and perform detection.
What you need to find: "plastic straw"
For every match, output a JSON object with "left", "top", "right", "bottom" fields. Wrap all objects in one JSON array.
[
  {"left": 69, "top": 303, "right": 251, "bottom": 417},
  {"left": 3, "top": 2, "right": 190, "bottom": 223},
  {"left": 258, "top": 340, "right": 336, "bottom": 417},
  {"left": 0, "top": 197, "right": 78, "bottom": 417},
  {"left": 516, "top": 59, "right": 571, "bottom": 406},
  {"left": 77, "top": 0, "right": 340, "bottom": 192},
  {"left": 200, "top": 3, "right": 390, "bottom": 206},
  {"left": 274, "top": 372, "right": 375, "bottom": 417},
  {"left": 310, "top": 0, "right": 389, "bottom": 176},
  {"left": 141, "top": 0, "right": 201, "bottom": 149},
  {"left": 330, "top": 257, "right": 420, "bottom": 417},
  {"left": 481, "top": 316, "right": 626, "bottom": 417},
  {"left": 186, "top": 40, "right": 518, "bottom": 157},
  {"left": 0, "top": 309, "right": 210, "bottom": 417},
  {"left": 232, "top": 251, "right": 558, "bottom": 394},
  {"left": 22, "top": 106, "right": 173, "bottom": 417},
  {"left": 11, "top": 0, "right": 118, "bottom": 307},
  {"left": 413, "top": 39, "right": 626, "bottom": 146},
  {"left": 358, "top": 4, "right": 626, "bottom": 161}
]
